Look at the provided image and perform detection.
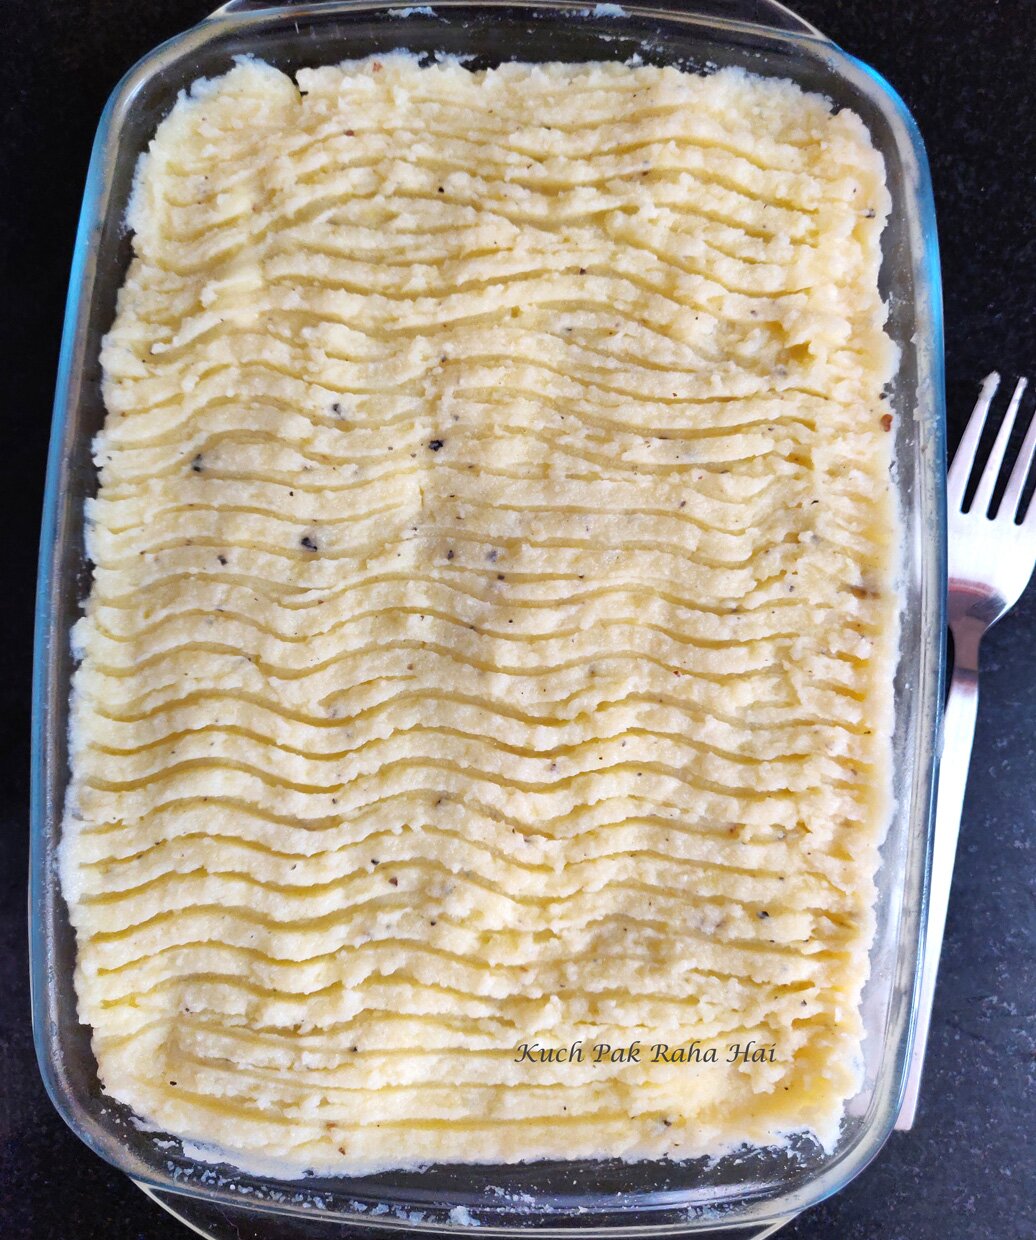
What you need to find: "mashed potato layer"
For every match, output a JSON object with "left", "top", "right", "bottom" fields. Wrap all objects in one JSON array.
[{"left": 62, "top": 56, "right": 899, "bottom": 1173}]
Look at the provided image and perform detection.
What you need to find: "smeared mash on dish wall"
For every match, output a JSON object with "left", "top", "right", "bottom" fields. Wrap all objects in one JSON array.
[{"left": 62, "top": 56, "right": 899, "bottom": 1172}]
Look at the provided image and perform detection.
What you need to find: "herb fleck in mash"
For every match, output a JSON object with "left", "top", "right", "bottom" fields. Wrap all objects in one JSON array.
[{"left": 62, "top": 56, "right": 898, "bottom": 1173}]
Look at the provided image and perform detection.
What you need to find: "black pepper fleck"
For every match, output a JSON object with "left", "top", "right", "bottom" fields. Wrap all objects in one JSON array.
[
  {"left": 428, "top": 439, "right": 444, "bottom": 452},
  {"left": 300, "top": 535, "right": 319, "bottom": 551}
]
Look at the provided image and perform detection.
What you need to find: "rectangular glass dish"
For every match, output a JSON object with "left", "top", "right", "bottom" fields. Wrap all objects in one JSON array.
[{"left": 31, "top": 1, "right": 946, "bottom": 1233}]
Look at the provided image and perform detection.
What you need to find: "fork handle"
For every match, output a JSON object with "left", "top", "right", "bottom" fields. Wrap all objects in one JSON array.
[{"left": 896, "top": 656, "right": 979, "bottom": 1129}]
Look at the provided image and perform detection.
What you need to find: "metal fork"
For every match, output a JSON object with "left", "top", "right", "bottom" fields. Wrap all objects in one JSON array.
[{"left": 896, "top": 372, "right": 1036, "bottom": 1129}]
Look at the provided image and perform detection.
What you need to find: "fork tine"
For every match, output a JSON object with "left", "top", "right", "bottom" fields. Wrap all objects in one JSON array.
[
  {"left": 971, "top": 376, "right": 1028, "bottom": 517},
  {"left": 948, "top": 372, "right": 1000, "bottom": 510},
  {"left": 1000, "top": 379, "right": 1036, "bottom": 521}
]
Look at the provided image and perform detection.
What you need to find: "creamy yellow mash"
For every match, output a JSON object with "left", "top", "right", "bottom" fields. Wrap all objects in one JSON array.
[{"left": 62, "top": 56, "right": 898, "bottom": 1173}]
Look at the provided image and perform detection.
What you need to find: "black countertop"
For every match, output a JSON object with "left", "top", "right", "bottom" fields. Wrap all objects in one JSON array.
[{"left": 1, "top": 2, "right": 1033, "bottom": 1237}]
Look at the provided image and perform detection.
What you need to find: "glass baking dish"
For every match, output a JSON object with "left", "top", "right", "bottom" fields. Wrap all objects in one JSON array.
[{"left": 30, "top": 0, "right": 946, "bottom": 1234}]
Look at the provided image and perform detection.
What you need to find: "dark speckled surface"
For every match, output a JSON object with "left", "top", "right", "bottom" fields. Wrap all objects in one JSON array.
[{"left": 2, "top": 1, "right": 1034, "bottom": 1237}]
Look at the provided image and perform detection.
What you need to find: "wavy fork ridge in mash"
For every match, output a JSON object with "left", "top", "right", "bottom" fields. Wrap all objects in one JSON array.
[{"left": 62, "top": 56, "right": 898, "bottom": 1172}]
